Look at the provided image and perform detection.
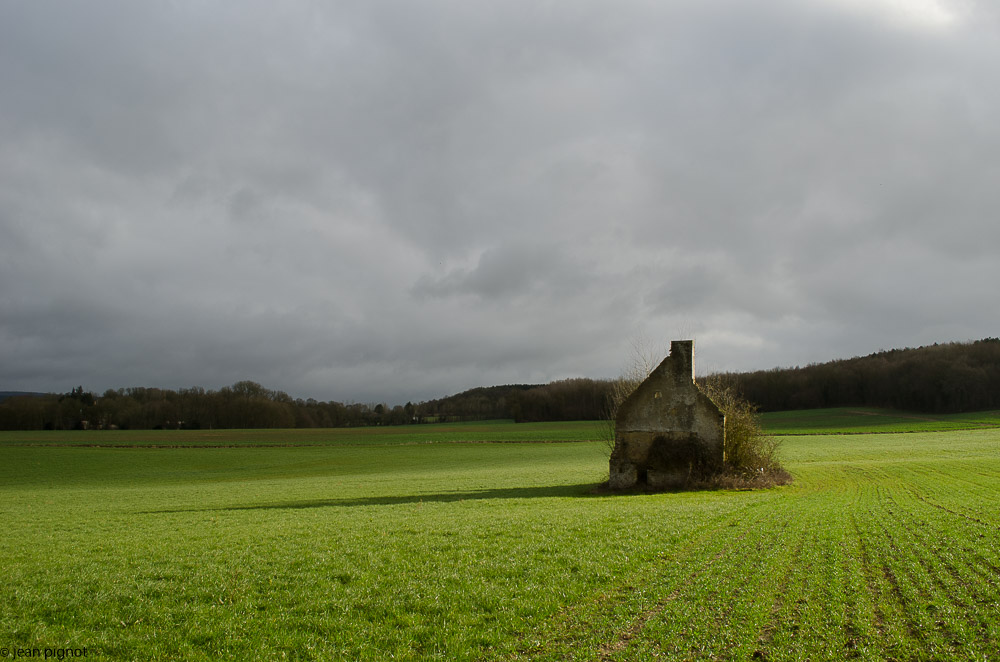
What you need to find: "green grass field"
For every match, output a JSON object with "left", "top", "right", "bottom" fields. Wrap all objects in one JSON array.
[
  {"left": 0, "top": 420, "right": 604, "bottom": 447},
  {"left": 760, "top": 406, "right": 1000, "bottom": 435},
  {"left": 2, "top": 419, "right": 999, "bottom": 660}
]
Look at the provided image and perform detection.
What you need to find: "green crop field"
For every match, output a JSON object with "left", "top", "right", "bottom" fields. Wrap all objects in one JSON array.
[
  {"left": 1, "top": 419, "right": 999, "bottom": 661},
  {"left": 0, "top": 420, "right": 605, "bottom": 448},
  {"left": 760, "top": 406, "right": 1000, "bottom": 435}
]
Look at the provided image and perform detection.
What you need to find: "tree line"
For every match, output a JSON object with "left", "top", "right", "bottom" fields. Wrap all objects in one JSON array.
[
  {"left": 0, "top": 381, "right": 416, "bottom": 431},
  {"left": 712, "top": 338, "right": 1000, "bottom": 413},
  {"left": 1, "top": 338, "right": 997, "bottom": 430},
  {"left": 0, "top": 378, "right": 616, "bottom": 431}
]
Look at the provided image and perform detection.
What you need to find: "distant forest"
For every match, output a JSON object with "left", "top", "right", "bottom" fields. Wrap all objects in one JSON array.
[
  {"left": 717, "top": 337, "right": 1000, "bottom": 414},
  {"left": 1, "top": 339, "right": 998, "bottom": 430}
]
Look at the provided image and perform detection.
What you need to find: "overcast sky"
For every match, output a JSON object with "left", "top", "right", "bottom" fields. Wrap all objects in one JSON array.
[{"left": 2, "top": 0, "right": 998, "bottom": 404}]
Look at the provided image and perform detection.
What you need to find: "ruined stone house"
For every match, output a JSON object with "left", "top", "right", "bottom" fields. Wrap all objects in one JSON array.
[{"left": 609, "top": 340, "right": 725, "bottom": 489}]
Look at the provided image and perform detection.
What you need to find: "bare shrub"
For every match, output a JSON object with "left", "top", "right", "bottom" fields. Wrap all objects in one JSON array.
[{"left": 699, "top": 375, "right": 792, "bottom": 488}]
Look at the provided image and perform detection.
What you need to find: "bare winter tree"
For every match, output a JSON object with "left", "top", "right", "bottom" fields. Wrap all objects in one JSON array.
[{"left": 601, "top": 334, "right": 664, "bottom": 453}]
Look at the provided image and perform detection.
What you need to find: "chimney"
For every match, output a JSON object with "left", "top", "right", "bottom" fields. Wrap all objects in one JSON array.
[{"left": 670, "top": 340, "right": 695, "bottom": 382}]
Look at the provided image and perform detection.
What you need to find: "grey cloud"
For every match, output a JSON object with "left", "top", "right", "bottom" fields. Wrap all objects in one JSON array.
[
  {"left": 2, "top": 0, "right": 998, "bottom": 403},
  {"left": 412, "top": 243, "right": 589, "bottom": 301}
]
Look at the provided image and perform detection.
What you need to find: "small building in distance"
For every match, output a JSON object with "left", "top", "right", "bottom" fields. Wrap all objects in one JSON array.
[{"left": 609, "top": 340, "right": 725, "bottom": 489}]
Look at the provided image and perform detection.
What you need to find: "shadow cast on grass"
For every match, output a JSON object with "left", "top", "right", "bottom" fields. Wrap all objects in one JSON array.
[{"left": 144, "top": 483, "right": 602, "bottom": 514}]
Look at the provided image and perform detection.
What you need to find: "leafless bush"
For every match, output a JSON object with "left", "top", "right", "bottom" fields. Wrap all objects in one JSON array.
[{"left": 699, "top": 375, "right": 792, "bottom": 488}]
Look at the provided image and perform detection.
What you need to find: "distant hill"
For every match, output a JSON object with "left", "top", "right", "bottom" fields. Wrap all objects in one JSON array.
[
  {"left": 713, "top": 338, "right": 1000, "bottom": 413},
  {"left": 415, "top": 384, "right": 540, "bottom": 421},
  {"left": 415, "top": 379, "right": 615, "bottom": 423}
]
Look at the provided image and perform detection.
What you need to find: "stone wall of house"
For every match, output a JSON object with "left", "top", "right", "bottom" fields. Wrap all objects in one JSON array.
[{"left": 609, "top": 340, "right": 725, "bottom": 489}]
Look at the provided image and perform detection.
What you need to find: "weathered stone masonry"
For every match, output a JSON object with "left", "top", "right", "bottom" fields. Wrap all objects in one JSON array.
[{"left": 609, "top": 340, "right": 725, "bottom": 489}]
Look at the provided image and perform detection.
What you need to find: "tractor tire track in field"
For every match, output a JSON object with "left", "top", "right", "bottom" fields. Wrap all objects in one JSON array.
[
  {"left": 834, "top": 468, "right": 869, "bottom": 657},
  {"left": 508, "top": 507, "right": 759, "bottom": 661},
  {"left": 906, "top": 485, "right": 990, "bottom": 526},
  {"left": 883, "top": 483, "right": 1000, "bottom": 650},
  {"left": 887, "top": 494, "right": 983, "bottom": 599},
  {"left": 752, "top": 518, "right": 809, "bottom": 652},
  {"left": 896, "top": 481, "right": 1000, "bottom": 581},
  {"left": 902, "top": 465, "right": 1000, "bottom": 525},
  {"left": 510, "top": 497, "right": 785, "bottom": 661},
  {"left": 847, "top": 468, "right": 897, "bottom": 643},
  {"left": 594, "top": 500, "right": 802, "bottom": 661},
  {"left": 852, "top": 504, "right": 919, "bottom": 644},
  {"left": 593, "top": 515, "right": 771, "bottom": 661},
  {"left": 871, "top": 493, "right": 972, "bottom": 652},
  {"left": 933, "top": 467, "right": 1000, "bottom": 524},
  {"left": 754, "top": 470, "right": 875, "bottom": 661},
  {"left": 838, "top": 532, "right": 867, "bottom": 657},
  {"left": 855, "top": 472, "right": 1000, "bottom": 658},
  {"left": 884, "top": 498, "right": 1000, "bottom": 649},
  {"left": 870, "top": 483, "right": 945, "bottom": 647},
  {"left": 593, "top": 544, "right": 722, "bottom": 661}
]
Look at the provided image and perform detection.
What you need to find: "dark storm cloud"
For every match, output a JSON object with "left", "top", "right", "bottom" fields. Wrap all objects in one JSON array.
[{"left": 2, "top": 0, "right": 997, "bottom": 403}]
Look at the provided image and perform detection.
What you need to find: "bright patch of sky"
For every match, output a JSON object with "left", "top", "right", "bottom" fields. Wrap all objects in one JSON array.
[{"left": 826, "top": 0, "right": 964, "bottom": 29}]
